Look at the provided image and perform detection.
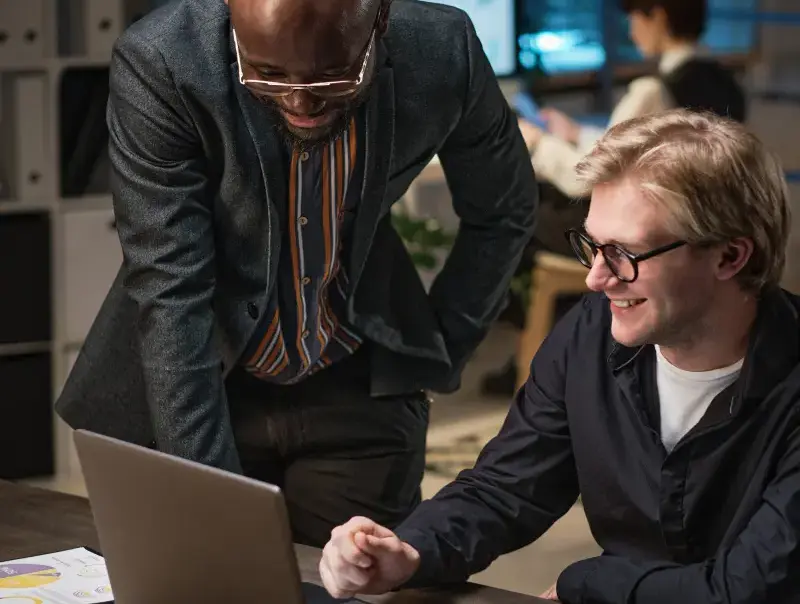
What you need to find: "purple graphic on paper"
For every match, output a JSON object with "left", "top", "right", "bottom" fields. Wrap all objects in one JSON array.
[{"left": 0, "top": 564, "right": 57, "bottom": 577}]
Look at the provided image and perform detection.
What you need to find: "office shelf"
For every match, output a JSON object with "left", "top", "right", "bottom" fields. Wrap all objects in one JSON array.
[
  {"left": 0, "top": 56, "right": 118, "bottom": 72},
  {"left": 0, "top": 200, "right": 54, "bottom": 214},
  {"left": 0, "top": 341, "right": 52, "bottom": 357},
  {"left": 0, "top": 0, "right": 154, "bottom": 480},
  {"left": 0, "top": 58, "right": 49, "bottom": 72},
  {"left": 59, "top": 193, "right": 114, "bottom": 212}
]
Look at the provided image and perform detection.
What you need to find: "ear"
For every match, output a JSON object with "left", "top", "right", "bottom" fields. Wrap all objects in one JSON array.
[{"left": 715, "top": 237, "right": 754, "bottom": 282}]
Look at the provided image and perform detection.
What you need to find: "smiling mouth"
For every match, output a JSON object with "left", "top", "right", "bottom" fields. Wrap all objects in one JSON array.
[
  {"left": 282, "top": 111, "right": 334, "bottom": 130},
  {"left": 610, "top": 298, "right": 646, "bottom": 308}
]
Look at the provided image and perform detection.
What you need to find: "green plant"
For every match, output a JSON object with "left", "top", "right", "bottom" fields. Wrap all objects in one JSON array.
[
  {"left": 391, "top": 209, "right": 455, "bottom": 270},
  {"left": 393, "top": 209, "right": 533, "bottom": 310}
]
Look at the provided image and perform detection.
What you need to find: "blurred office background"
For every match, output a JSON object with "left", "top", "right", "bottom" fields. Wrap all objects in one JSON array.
[{"left": 1, "top": 0, "right": 800, "bottom": 595}]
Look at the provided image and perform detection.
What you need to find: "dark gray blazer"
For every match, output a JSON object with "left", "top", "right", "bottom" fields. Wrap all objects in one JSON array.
[{"left": 55, "top": 0, "right": 538, "bottom": 473}]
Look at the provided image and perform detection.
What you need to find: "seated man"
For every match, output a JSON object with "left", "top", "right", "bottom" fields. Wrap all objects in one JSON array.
[
  {"left": 481, "top": 0, "right": 748, "bottom": 397},
  {"left": 318, "top": 109, "right": 800, "bottom": 603}
]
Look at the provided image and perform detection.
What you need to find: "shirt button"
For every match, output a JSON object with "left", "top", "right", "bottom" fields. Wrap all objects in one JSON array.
[
  {"left": 247, "top": 302, "right": 259, "bottom": 319},
  {"left": 301, "top": 276, "right": 311, "bottom": 286},
  {"left": 300, "top": 151, "right": 309, "bottom": 161},
  {"left": 299, "top": 216, "right": 308, "bottom": 226}
]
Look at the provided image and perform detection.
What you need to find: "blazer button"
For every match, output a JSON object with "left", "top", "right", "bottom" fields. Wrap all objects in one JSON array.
[{"left": 247, "top": 303, "right": 259, "bottom": 320}]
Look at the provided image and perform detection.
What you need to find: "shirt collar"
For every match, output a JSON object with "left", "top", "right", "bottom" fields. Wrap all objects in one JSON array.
[
  {"left": 658, "top": 44, "right": 697, "bottom": 75},
  {"left": 608, "top": 286, "right": 800, "bottom": 412}
]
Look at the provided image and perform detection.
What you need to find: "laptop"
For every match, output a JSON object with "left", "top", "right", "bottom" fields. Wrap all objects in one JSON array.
[{"left": 73, "top": 429, "right": 365, "bottom": 604}]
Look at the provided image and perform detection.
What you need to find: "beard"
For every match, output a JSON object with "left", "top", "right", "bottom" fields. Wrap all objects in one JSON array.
[{"left": 258, "top": 81, "right": 374, "bottom": 152}]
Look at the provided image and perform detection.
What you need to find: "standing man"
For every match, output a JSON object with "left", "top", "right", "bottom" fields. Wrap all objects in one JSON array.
[{"left": 56, "top": 0, "right": 537, "bottom": 547}]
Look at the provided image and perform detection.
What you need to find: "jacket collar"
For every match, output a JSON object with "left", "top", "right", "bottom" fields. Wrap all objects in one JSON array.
[
  {"left": 608, "top": 287, "right": 800, "bottom": 412},
  {"left": 734, "top": 286, "right": 800, "bottom": 410},
  {"left": 658, "top": 44, "right": 696, "bottom": 75}
]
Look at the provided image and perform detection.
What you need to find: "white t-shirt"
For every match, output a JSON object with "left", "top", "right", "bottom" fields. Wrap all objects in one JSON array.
[{"left": 655, "top": 345, "right": 743, "bottom": 452}]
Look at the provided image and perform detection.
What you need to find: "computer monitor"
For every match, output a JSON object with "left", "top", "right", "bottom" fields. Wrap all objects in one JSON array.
[
  {"left": 434, "top": 0, "right": 517, "bottom": 77},
  {"left": 515, "top": 0, "right": 759, "bottom": 78},
  {"left": 516, "top": 0, "right": 605, "bottom": 75},
  {"left": 516, "top": 0, "right": 759, "bottom": 75}
]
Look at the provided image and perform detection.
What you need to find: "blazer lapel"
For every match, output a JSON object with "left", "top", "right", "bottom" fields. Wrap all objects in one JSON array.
[
  {"left": 230, "top": 63, "right": 288, "bottom": 216},
  {"left": 229, "top": 35, "right": 395, "bottom": 294},
  {"left": 349, "top": 46, "right": 396, "bottom": 292}
]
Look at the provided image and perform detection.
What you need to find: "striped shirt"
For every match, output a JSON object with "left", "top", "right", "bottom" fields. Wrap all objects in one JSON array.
[{"left": 242, "top": 117, "right": 364, "bottom": 384}]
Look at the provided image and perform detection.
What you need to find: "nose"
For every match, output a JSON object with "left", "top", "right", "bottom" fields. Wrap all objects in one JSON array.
[
  {"left": 585, "top": 252, "right": 618, "bottom": 292},
  {"left": 280, "top": 89, "right": 324, "bottom": 116}
]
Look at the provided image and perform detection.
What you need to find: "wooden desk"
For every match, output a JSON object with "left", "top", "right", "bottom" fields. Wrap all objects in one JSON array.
[{"left": 0, "top": 480, "right": 544, "bottom": 603}]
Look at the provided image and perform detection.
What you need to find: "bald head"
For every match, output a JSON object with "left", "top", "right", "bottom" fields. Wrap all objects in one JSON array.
[
  {"left": 230, "top": 0, "right": 382, "bottom": 78},
  {"left": 228, "top": 0, "right": 388, "bottom": 147},
  {"left": 230, "top": 0, "right": 377, "bottom": 39}
]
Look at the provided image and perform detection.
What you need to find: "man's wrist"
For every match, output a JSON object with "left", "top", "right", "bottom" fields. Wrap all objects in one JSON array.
[{"left": 392, "top": 527, "right": 440, "bottom": 590}]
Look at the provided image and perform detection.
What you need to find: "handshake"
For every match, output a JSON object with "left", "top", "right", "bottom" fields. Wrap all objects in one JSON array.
[{"left": 319, "top": 516, "right": 422, "bottom": 599}]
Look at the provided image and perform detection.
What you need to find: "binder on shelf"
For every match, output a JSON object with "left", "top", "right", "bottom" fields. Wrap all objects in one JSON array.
[
  {"left": 12, "top": 74, "right": 52, "bottom": 201},
  {"left": 0, "top": 353, "right": 54, "bottom": 479},
  {"left": 0, "top": 76, "right": 5, "bottom": 200},
  {"left": 63, "top": 208, "right": 123, "bottom": 344},
  {"left": 85, "top": 0, "right": 124, "bottom": 58},
  {"left": 0, "top": 212, "right": 51, "bottom": 345},
  {"left": 0, "top": 154, "right": 8, "bottom": 202},
  {"left": 0, "top": 74, "right": 6, "bottom": 198},
  {"left": 60, "top": 68, "right": 111, "bottom": 197},
  {"left": 66, "top": 0, "right": 150, "bottom": 59},
  {"left": 0, "top": 0, "right": 48, "bottom": 62}
]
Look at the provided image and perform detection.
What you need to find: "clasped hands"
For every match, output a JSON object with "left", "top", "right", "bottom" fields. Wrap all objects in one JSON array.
[
  {"left": 319, "top": 516, "right": 421, "bottom": 599},
  {"left": 319, "top": 516, "right": 562, "bottom": 602}
]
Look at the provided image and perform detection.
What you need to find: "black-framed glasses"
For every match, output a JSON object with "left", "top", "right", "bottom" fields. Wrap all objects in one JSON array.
[
  {"left": 233, "top": 9, "right": 380, "bottom": 99},
  {"left": 565, "top": 229, "right": 687, "bottom": 283}
]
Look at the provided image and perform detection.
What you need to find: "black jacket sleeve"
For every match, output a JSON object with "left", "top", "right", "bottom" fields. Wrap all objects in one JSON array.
[
  {"left": 107, "top": 32, "right": 241, "bottom": 472},
  {"left": 394, "top": 302, "right": 584, "bottom": 586},
  {"left": 430, "top": 11, "right": 538, "bottom": 392}
]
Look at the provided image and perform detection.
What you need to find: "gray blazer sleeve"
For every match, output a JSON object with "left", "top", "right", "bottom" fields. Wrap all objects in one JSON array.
[
  {"left": 107, "top": 33, "right": 242, "bottom": 473},
  {"left": 430, "top": 13, "right": 538, "bottom": 390}
]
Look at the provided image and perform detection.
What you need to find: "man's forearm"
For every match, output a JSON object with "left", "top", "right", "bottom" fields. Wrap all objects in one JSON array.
[
  {"left": 142, "top": 362, "right": 242, "bottom": 473},
  {"left": 557, "top": 549, "right": 800, "bottom": 604}
]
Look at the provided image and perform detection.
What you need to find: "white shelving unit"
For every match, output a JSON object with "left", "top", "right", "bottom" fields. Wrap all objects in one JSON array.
[{"left": 0, "top": 0, "right": 154, "bottom": 485}]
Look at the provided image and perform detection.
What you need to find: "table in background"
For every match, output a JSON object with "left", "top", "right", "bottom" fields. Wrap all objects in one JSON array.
[{"left": 0, "top": 480, "right": 545, "bottom": 603}]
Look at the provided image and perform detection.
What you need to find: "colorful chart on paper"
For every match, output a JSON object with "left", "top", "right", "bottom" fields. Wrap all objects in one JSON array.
[
  {"left": 0, "top": 549, "right": 112, "bottom": 603},
  {"left": 0, "top": 566, "right": 60, "bottom": 589}
]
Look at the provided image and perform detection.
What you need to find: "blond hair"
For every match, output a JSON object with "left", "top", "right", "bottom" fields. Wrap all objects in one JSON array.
[{"left": 575, "top": 109, "right": 791, "bottom": 291}]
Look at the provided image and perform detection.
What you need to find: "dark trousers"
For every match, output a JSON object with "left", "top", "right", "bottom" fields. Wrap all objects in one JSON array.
[{"left": 224, "top": 345, "right": 430, "bottom": 547}]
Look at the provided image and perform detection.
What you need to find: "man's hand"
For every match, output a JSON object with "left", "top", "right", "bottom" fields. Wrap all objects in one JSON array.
[
  {"left": 539, "top": 108, "right": 580, "bottom": 144},
  {"left": 319, "top": 516, "right": 421, "bottom": 599},
  {"left": 539, "top": 581, "right": 561, "bottom": 601}
]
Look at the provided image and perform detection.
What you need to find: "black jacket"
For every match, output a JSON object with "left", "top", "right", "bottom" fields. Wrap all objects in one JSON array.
[
  {"left": 53, "top": 0, "right": 537, "bottom": 472},
  {"left": 395, "top": 288, "right": 800, "bottom": 604}
]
